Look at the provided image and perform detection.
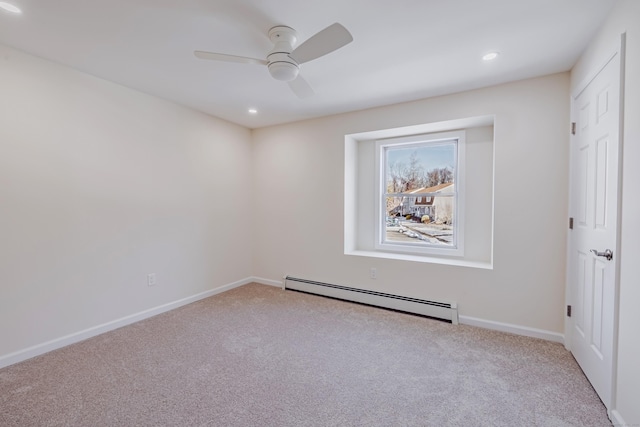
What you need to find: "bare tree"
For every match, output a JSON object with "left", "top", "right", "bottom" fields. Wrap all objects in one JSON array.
[
  {"left": 387, "top": 160, "right": 403, "bottom": 193},
  {"left": 425, "top": 166, "right": 453, "bottom": 187},
  {"left": 386, "top": 150, "right": 453, "bottom": 204},
  {"left": 388, "top": 151, "right": 426, "bottom": 192}
]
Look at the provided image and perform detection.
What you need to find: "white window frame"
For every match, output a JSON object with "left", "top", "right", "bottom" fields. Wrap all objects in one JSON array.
[{"left": 374, "top": 130, "right": 466, "bottom": 257}]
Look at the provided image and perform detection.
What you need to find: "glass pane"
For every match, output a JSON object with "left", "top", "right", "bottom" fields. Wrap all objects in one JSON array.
[
  {"left": 384, "top": 195, "right": 455, "bottom": 246},
  {"left": 385, "top": 142, "right": 456, "bottom": 194},
  {"left": 383, "top": 140, "right": 457, "bottom": 248}
]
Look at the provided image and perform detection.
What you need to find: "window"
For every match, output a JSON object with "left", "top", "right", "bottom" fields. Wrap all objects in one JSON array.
[
  {"left": 375, "top": 131, "right": 465, "bottom": 256},
  {"left": 344, "top": 116, "right": 493, "bottom": 268}
]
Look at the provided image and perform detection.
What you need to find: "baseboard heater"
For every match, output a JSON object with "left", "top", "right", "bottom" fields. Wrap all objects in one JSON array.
[{"left": 284, "top": 276, "right": 458, "bottom": 324}]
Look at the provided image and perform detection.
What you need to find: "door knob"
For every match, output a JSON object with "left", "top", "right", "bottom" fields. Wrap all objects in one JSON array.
[{"left": 590, "top": 249, "right": 613, "bottom": 261}]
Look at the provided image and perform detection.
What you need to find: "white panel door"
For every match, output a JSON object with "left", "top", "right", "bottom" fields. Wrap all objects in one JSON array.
[{"left": 568, "top": 49, "right": 621, "bottom": 410}]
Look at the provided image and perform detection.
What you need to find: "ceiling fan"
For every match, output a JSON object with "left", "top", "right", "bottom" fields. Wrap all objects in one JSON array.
[{"left": 194, "top": 23, "right": 353, "bottom": 98}]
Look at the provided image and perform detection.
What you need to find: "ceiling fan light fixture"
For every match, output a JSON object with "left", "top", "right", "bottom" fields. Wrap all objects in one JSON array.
[
  {"left": 0, "top": 2, "right": 21, "bottom": 13},
  {"left": 482, "top": 51, "right": 499, "bottom": 61},
  {"left": 268, "top": 61, "right": 299, "bottom": 82}
]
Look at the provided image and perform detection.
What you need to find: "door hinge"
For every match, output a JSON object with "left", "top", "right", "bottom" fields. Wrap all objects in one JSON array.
[
  {"left": 571, "top": 122, "right": 576, "bottom": 135},
  {"left": 569, "top": 217, "right": 574, "bottom": 229},
  {"left": 567, "top": 305, "right": 572, "bottom": 317}
]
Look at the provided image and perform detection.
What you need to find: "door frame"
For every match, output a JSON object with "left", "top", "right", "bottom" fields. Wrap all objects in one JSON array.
[{"left": 564, "top": 32, "right": 626, "bottom": 414}]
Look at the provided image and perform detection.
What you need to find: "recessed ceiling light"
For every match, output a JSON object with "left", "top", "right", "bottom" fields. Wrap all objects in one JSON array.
[
  {"left": 482, "top": 52, "right": 499, "bottom": 61},
  {"left": 0, "top": 2, "right": 22, "bottom": 14},
  {"left": 248, "top": 108, "right": 258, "bottom": 114}
]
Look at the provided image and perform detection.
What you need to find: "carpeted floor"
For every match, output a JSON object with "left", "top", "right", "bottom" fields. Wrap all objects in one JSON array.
[{"left": 0, "top": 283, "right": 611, "bottom": 426}]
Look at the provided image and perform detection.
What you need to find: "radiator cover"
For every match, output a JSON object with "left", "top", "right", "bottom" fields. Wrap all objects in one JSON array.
[{"left": 284, "top": 276, "right": 458, "bottom": 324}]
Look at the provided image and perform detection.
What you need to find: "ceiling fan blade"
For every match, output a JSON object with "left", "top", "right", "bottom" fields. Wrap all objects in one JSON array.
[
  {"left": 288, "top": 75, "right": 315, "bottom": 99},
  {"left": 194, "top": 51, "right": 267, "bottom": 65},
  {"left": 289, "top": 23, "right": 353, "bottom": 64}
]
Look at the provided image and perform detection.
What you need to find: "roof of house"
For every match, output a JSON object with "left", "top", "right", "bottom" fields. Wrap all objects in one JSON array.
[{"left": 404, "top": 182, "right": 454, "bottom": 195}]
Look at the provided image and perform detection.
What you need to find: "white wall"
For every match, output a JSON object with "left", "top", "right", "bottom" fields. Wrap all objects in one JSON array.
[
  {"left": 0, "top": 43, "right": 253, "bottom": 363},
  {"left": 252, "top": 73, "right": 570, "bottom": 336},
  {"left": 571, "top": 1, "right": 640, "bottom": 425}
]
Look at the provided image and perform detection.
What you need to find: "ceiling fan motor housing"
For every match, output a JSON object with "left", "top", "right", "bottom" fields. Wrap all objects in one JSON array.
[{"left": 267, "top": 25, "right": 299, "bottom": 81}]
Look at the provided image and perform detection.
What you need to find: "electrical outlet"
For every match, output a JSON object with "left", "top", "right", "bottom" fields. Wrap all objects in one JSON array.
[
  {"left": 147, "top": 273, "right": 157, "bottom": 286},
  {"left": 370, "top": 268, "right": 377, "bottom": 279}
]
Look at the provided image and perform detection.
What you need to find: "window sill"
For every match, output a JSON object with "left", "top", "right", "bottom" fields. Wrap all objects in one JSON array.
[{"left": 345, "top": 249, "right": 493, "bottom": 270}]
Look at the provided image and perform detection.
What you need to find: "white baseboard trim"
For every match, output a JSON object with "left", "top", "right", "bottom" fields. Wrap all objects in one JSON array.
[
  {"left": 251, "top": 279, "right": 564, "bottom": 344},
  {"left": 609, "top": 409, "right": 627, "bottom": 426},
  {"left": 0, "top": 277, "right": 254, "bottom": 370},
  {"left": 249, "top": 276, "right": 284, "bottom": 288},
  {"left": 459, "top": 315, "right": 565, "bottom": 344},
  {"left": 1, "top": 280, "right": 566, "bottom": 370}
]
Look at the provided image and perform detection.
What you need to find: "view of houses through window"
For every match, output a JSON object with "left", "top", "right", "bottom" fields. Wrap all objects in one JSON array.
[{"left": 378, "top": 134, "right": 462, "bottom": 253}]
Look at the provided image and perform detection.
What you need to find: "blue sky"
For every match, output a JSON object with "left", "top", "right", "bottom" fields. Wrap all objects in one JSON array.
[{"left": 386, "top": 142, "right": 455, "bottom": 172}]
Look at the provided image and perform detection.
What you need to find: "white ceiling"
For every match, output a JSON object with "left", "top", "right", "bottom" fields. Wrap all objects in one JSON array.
[{"left": 0, "top": 0, "right": 615, "bottom": 129}]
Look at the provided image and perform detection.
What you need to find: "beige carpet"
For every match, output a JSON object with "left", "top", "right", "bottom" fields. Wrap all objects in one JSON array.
[{"left": 0, "top": 283, "right": 610, "bottom": 426}]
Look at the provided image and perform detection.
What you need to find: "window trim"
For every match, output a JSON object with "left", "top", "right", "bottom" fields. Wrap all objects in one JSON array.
[{"left": 374, "top": 130, "right": 466, "bottom": 257}]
